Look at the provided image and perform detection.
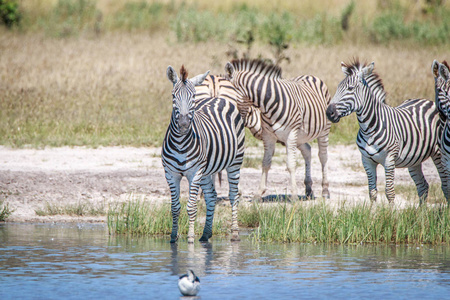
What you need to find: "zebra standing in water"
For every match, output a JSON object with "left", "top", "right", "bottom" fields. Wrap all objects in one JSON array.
[
  {"left": 161, "top": 65, "right": 245, "bottom": 243},
  {"left": 432, "top": 60, "right": 450, "bottom": 202},
  {"left": 327, "top": 60, "right": 448, "bottom": 203},
  {"left": 225, "top": 59, "right": 331, "bottom": 200}
]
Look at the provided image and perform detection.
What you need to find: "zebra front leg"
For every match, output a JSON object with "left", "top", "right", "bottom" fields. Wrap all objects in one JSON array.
[
  {"left": 408, "top": 164, "right": 429, "bottom": 205},
  {"left": 187, "top": 175, "right": 202, "bottom": 244},
  {"left": 431, "top": 150, "right": 449, "bottom": 202},
  {"left": 317, "top": 135, "right": 330, "bottom": 198},
  {"left": 165, "top": 172, "right": 182, "bottom": 243},
  {"left": 258, "top": 134, "right": 277, "bottom": 198},
  {"left": 227, "top": 165, "right": 242, "bottom": 241},
  {"left": 384, "top": 158, "right": 396, "bottom": 203},
  {"left": 199, "top": 176, "right": 217, "bottom": 242},
  {"left": 285, "top": 130, "right": 299, "bottom": 200},
  {"left": 362, "top": 156, "right": 378, "bottom": 202},
  {"left": 298, "top": 143, "right": 312, "bottom": 199}
]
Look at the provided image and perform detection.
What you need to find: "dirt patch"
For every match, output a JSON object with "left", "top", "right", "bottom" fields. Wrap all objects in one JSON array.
[{"left": 0, "top": 145, "right": 444, "bottom": 223}]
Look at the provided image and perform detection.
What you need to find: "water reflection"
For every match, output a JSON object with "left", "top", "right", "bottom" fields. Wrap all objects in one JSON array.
[{"left": 1, "top": 223, "right": 450, "bottom": 299}]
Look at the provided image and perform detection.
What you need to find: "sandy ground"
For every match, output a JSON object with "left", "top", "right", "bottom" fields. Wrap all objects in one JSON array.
[{"left": 0, "top": 144, "right": 444, "bottom": 223}]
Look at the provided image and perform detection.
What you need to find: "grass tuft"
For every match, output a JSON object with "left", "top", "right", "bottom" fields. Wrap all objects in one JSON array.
[{"left": 35, "top": 200, "right": 106, "bottom": 217}]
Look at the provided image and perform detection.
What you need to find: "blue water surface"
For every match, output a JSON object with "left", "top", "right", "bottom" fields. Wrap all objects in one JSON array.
[{"left": 1, "top": 223, "right": 449, "bottom": 299}]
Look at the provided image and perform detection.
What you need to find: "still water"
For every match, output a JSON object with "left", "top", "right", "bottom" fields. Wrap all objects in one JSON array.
[{"left": 1, "top": 223, "right": 450, "bottom": 299}]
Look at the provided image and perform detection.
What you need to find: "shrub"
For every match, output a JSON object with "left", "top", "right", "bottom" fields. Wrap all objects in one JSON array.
[{"left": 0, "top": 0, "right": 21, "bottom": 28}]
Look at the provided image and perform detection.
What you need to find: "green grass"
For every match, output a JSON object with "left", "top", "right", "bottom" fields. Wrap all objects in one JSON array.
[
  {"left": 107, "top": 196, "right": 232, "bottom": 236},
  {"left": 0, "top": 199, "right": 13, "bottom": 221},
  {"left": 35, "top": 200, "right": 106, "bottom": 217},
  {"left": 106, "top": 196, "right": 450, "bottom": 244},
  {"left": 250, "top": 200, "right": 450, "bottom": 244},
  {"left": 396, "top": 183, "right": 447, "bottom": 204}
]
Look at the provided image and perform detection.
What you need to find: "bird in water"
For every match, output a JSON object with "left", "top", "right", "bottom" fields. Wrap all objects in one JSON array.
[{"left": 178, "top": 269, "right": 201, "bottom": 296}]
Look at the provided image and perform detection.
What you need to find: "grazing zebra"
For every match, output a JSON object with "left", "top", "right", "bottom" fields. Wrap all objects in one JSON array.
[
  {"left": 432, "top": 60, "right": 450, "bottom": 202},
  {"left": 161, "top": 65, "right": 245, "bottom": 243},
  {"left": 326, "top": 59, "right": 448, "bottom": 203},
  {"left": 225, "top": 59, "right": 331, "bottom": 200}
]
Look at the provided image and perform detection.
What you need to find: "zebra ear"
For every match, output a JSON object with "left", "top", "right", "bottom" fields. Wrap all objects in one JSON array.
[
  {"left": 225, "top": 62, "right": 235, "bottom": 79},
  {"left": 432, "top": 60, "right": 440, "bottom": 78},
  {"left": 341, "top": 62, "right": 350, "bottom": 75},
  {"left": 362, "top": 62, "right": 374, "bottom": 77},
  {"left": 439, "top": 63, "right": 450, "bottom": 81},
  {"left": 167, "top": 66, "right": 178, "bottom": 86},
  {"left": 191, "top": 70, "right": 210, "bottom": 86}
]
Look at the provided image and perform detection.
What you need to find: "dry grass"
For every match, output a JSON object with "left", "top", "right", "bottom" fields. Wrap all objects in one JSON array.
[{"left": 0, "top": 30, "right": 448, "bottom": 147}]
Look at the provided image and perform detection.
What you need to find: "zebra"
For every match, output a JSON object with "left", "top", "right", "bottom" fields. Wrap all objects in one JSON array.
[
  {"left": 225, "top": 59, "right": 331, "bottom": 200},
  {"left": 432, "top": 60, "right": 450, "bottom": 202},
  {"left": 326, "top": 59, "right": 448, "bottom": 203},
  {"left": 195, "top": 74, "right": 263, "bottom": 138},
  {"left": 161, "top": 65, "right": 245, "bottom": 243}
]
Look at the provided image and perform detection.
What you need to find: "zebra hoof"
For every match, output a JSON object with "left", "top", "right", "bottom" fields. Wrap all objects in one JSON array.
[
  {"left": 231, "top": 232, "right": 240, "bottom": 242},
  {"left": 199, "top": 236, "right": 210, "bottom": 242},
  {"left": 188, "top": 237, "right": 195, "bottom": 244}
]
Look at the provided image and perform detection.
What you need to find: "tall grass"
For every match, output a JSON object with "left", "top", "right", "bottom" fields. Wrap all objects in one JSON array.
[
  {"left": 9, "top": 0, "right": 450, "bottom": 46},
  {"left": 251, "top": 201, "right": 450, "bottom": 244},
  {"left": 107, "top": 197, "right": 231, "bottom": 236},
  {"left": 107, "top": 197, "right": 450, "bottom": 244}
]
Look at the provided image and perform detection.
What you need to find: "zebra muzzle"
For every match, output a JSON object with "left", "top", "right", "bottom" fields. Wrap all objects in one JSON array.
[{"left": 326, "top": 104, "right": 340, "bottom": 123}]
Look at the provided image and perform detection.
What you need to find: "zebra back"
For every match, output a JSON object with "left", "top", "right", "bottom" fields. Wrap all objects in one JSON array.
[{"left": 226, "top": 59, "right": 331, "bottom": 142}]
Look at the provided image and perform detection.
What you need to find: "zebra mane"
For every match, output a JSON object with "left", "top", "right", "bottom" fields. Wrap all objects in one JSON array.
[
  {"left": 230, "top": 59, "right": 282, "bottom": 79},
  {"left": 343, "top": 59, "right": 387, "bottom": 103},
  {"left": 180, "top": 65, "right": 188, "bottom": 82}
]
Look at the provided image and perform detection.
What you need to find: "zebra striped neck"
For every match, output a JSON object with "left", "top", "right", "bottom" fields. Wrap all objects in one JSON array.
[{"left": 355, "top": 91, "right": 387, "bottom": 135}]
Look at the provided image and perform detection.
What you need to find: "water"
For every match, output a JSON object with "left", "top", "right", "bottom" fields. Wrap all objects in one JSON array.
[{"left": 1, "top": 223, "right": 450, "bottom": 299}]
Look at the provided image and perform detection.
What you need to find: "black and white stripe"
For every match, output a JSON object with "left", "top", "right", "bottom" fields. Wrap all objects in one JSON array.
[
  {"left": 327, "top": 60, "right": 448, "bottom": 203},
  {"left": 225, "top": 59, "right": 331, "bottom": 199},
  {"left": 196, "top": 74, "right": 263, "bottom": 138},
  {"left": 162, "top": 66, "right": 245, "bottom": 243},
  {"left": 432, "top": 60, "right": 450, "bottom": 202}
]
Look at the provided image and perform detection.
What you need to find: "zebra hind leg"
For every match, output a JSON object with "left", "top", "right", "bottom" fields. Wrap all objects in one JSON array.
[
  {"left": 408, "top": 164, "right": 429, "bottom": 205},
  {"left": 258, "top": 134, "right": 277, "bottom": 199},
  {"left": 317, "top": 135, "right": 330, "bottom": 198},
  {"left": 299, "top": 143, "right": 313, "bottom": 199},
  {"left": 227, "top": 165, "right": 242, "bottom": 241},
  {"left": 199, "top": 176, "right": 217, "bottom": 242}
]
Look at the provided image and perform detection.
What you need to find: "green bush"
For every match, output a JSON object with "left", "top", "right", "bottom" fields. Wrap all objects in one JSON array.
[
  {"left": 111, "top": 1, "right": 167, "bottom": 32},
  {"left": 42, "top": 0, "right": 98, "bottom": 37},
  {"left": 0, "top": 0, "right": 21, "bottom": 28}
]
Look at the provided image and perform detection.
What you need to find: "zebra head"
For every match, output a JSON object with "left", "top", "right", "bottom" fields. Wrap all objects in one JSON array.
[
  {"left": 166, "top": 65, "right": 210, "bottom": 135},
  {"left": 327, "top": 61, "right": 375, "bottom": 123},
  {"left": 224, "top": 61, "right": 252, "bottom": 102},
  {"left": 432, "top": 59, "right": 450, "bottom": 119}
]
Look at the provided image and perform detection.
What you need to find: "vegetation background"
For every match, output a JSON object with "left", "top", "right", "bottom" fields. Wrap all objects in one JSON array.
[
  {"left": 1, "top": 0, "right": 450, "bottom": 148},
  {"left": 1, "top": 0, "right": 450, "bottom": 241}
]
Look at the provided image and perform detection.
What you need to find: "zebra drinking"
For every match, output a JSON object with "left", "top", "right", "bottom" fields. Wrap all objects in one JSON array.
[
  {"left": 161, "top": 65, "right": 245, "bottom": 243},
  {"left": 432, "top": 60, "right": 450, "bottom": 202},
  {"left": 327, "top": 60, "right": 448, "bottom": 203},
  {"left": 225, "top": 59, "right": 331, "bottom": 200}
]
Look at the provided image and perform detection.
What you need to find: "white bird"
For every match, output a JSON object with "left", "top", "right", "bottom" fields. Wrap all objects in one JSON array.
[{"left": 178, "top": 269, "right": 201, "bottom": 296}]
